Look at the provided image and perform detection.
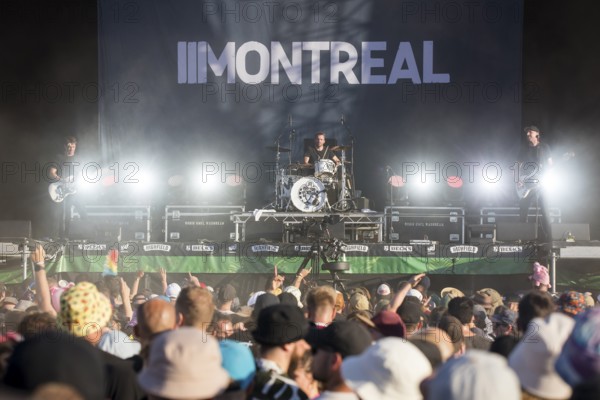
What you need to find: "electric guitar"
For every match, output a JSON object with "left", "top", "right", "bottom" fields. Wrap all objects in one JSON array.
[
  {"left": 48, "top": 177, "right": 77, "bottom": 203},
  {"left": 515, "top": 152, "right": 574, "bottom": 199}
]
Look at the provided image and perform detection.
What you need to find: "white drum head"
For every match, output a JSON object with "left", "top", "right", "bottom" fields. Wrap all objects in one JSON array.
[{"left": 291, "top": 177, "right": 327, "bottom": 212}]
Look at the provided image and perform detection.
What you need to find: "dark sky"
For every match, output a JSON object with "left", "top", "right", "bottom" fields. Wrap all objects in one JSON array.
[{"left": 1, "top": 0, "right": 600, "bottom": 238}]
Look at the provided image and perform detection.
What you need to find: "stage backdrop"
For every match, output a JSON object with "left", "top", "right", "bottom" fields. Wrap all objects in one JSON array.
[{"left": 98, "top": 0, "right": 523, "bottom": 208}]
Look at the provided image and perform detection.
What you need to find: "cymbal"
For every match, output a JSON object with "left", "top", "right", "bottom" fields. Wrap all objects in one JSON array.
[
  {"left": 265, "top": 146, "right": 291, "bottom": 152},
  {"left": 330, "top": 145, "right": 352, "bottom": 152}
]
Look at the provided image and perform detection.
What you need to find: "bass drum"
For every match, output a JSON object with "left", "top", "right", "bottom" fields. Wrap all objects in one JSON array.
[{"left": 290, "top": 177, "right": 327, "bottom": 212}]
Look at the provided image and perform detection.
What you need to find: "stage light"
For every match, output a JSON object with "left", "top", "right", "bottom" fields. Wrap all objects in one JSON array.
[
  {"left": 129, "top": 168, "right": 157, "bottom": 195},
  {"left": 413, "top": 177, "right": 435, "bottom": 192},
  {"left": 387, "top": 175, "right": 408, "bottom": 206},
  {"left": 77, "top": 178, "right": 98, "bottom": 196},
  {"left": 225, "top": 174, "right": 244, "bottom": 187},
  {"left": 540, "top": 168, "right": 565, "bottom": 198},
  {"left": 444, "top": 175, "right": 464, "bottom": 205},
  {"left": 446, "top": 176, "right": 463, "bottom": 189},
  {"left": 168, "top": 174, "right": 185, "bottom": 187}
]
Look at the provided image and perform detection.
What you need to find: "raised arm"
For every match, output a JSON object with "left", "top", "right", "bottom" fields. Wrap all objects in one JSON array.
[
  {"left": 389, "top": 273, "right": 426, "bottom": 313},
  {"left": 31, "top": 244, "right": 57, "bottom": 317}
]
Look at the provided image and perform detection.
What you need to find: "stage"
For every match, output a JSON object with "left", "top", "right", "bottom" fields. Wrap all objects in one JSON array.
[{"left": 2, "top": 236, "right": 600, "bottom": 295}]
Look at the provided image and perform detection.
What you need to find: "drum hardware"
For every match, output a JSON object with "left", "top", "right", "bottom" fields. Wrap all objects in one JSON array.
[
  {"left": 276, "top": 173, "right": 302, "bottom": 211},
  {"left": 339, "top": 116, "right": 357, "bottom": 200},
  {"left": 314, "top": 159, "right": 336, "bottom": 179},
  {"left": 265, "top": 116, "right": 359, "bottom": 213},
  {"left": 287, "top": 162, "right": 313, "bottom": 170},
  {"left": 263, "top": 135, "right": 289, "bottom": 210},
  {"left": 330, "top": 149, "right": 354, "bottom": 212},
  {"left": 330, "top": 145, "right": 352, "bottom": 152}
]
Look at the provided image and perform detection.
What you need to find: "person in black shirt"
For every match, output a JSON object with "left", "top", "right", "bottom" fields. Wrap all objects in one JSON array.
[
  {"left": 517, "top": 126, "right": 553, "bottom": 242},
  {"left": 48, "top": 136, "right": 82, "bottom": 239},
  {"left": 303, "top": 132, "right": 340, "bottom": 166}
]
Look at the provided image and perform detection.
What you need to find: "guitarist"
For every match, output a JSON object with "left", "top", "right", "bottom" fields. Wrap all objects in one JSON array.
[
  {"left": 49, "top": 136, "right": 82, "bottom": 239},
  {"left": 517, "top": 126, "right": 553, "bottom": 242}
]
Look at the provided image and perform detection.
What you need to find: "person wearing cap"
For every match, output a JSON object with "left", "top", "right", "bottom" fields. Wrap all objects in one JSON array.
[
  {"left": 397, "top": 300, "right": 424, "bottom": 337},
  {"left": 376, "top": 283, "right": 392, "bottom": 301},
  {"left": 389, "top": 273, "right": 427, "bottom": 313},
  {"left": 517, "top": 125, "right": 553, "bottom": 242},
  {"left": 215, "top": 284, "right": 248, "bottom": 328},
  {"left": 491, "top": 306, "right": 518, "bottom": 339},
  {"left": 3, "top": 331, "right": 107, "bottom": 399},
  {"left": 250, "top": 304, "right": 311, "bottom": 400},
  {"left": 414, "top": 275, "right": 430, "bottom": 299},
  {"left": 310, "top": 321, "right": 372, "bottom": 399},
  {"left": 216, "top": 283, "right": 237, "bottom": 315},
  {"left": 219, "top": 339, "right": 257, "bottom": 398},
  {"left": 165, "top": 282, "right": 182, "bottom": 302}
]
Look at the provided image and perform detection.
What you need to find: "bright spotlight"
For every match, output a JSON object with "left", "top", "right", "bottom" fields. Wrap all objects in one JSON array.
[
  {"left": 77, "top": 178, "right": 98, "bottom": 196},
  {"left": 413, "top": 178, "right": 435, "bottom": 192},
  {"left": 191, "top": 168, "right": 222, "bottom": 194},
  {"left": 446, "top": 176, "right": 463, "bottom": 189},
  {"left": 540, "top": 169, "right": 562, "bottom": 195},
  {"left": 130, "top": 168, "right": 157, "bottom": 194},
  {"left": 225, "top": 174, "right": 244, "bottom": 187}
]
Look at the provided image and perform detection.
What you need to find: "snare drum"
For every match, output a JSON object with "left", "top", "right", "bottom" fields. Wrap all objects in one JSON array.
[{"left": 314, "top": 159, "right": 336, "bottom": 178}]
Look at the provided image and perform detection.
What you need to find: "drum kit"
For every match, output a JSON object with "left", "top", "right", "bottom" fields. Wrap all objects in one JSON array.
[{"left": 267, "top": 144, "right": 354, "bottom": 212}]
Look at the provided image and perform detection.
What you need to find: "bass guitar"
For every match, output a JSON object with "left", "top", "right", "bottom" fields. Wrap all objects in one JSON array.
[{"left": 515, "top": 152, "right": 574, "bottom": 199}]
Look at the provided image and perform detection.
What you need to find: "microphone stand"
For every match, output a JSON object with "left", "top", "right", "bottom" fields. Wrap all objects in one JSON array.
[
  {"left": 340, "top": 115, "right": 356, "bottom": 201},
  {"left": 273, "top": 132, "right": 284, "bottom": 209},
  {"left": 288, "top": 115, "right": 295, "bottom": 166},
  {"left": 387, "top": 166, "right": 395, "bottom": 206}
]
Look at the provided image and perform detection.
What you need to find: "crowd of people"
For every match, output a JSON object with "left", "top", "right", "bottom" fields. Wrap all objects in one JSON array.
[{"left": 0, "top": 245, "right": 599, "bottom": 400}]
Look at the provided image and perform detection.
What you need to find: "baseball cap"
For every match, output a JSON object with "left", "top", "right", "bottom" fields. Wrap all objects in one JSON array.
[{"left": 309, "top": 321, "right": 372, "bottom": 358}]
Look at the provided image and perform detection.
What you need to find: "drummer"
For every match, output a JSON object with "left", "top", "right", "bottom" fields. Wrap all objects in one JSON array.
[{"left": 303, "top": 132, "right": 340, "bottom": 166}]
